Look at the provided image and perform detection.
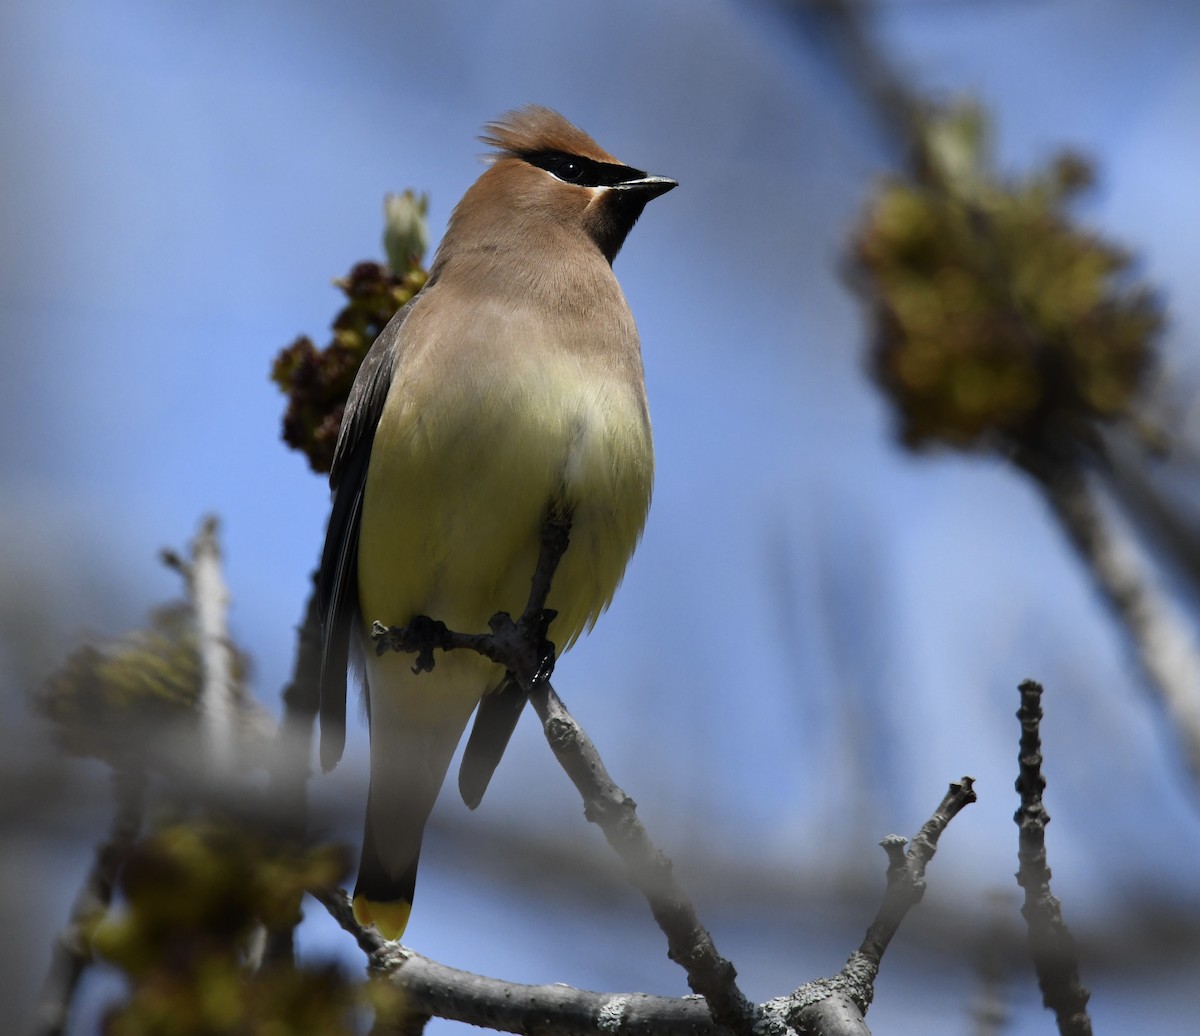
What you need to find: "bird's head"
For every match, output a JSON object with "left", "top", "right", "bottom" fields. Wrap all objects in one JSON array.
[{"left": 444, "top": 105, "right": 676, "bottom": 266}]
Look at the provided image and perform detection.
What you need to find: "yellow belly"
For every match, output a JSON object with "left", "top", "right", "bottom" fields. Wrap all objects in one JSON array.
[{"left": 357, "top": 344, "right": 653, "bottom": 685}]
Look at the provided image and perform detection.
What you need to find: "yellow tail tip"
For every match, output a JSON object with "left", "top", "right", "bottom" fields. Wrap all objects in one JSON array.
[{"left": 353, "top": 894, "right": 412, "bottom": 941}]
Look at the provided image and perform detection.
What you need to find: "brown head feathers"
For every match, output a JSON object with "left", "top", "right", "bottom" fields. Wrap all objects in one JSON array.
[
  {"left": 437, "top": 105, "right": 675, "bottom": 267},
  {"left": 481, "top": 105, "right": 620, "bottom": 165}
]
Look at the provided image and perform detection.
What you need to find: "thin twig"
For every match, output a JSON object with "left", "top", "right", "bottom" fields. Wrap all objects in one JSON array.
[
  {"left": 487, "top": 516, "right": 756, "bottom": 1034},
  {"left": 858, "top": 777, "right": 977, "bottom": 968},
  {"left": 189, "top": 516, "right": 238, "bottom": 772},
  {"left": 31, "top": 767, "right": 146, "bottom": 1036},
  {"left": 1014, "top": 680, "right": 1092, "bottom": 1036},
  {"left": 527, "top": 682, "right": 756, "bottom": 1033},
  {"left": 380, "top": 949, "right": 722, "bottom": 1036},
  {"left": 766, "top": 778, "right": 977, "bottom": 1034}
]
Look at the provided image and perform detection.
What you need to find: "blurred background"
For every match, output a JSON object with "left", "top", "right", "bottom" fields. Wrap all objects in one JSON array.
[{"left": 3, "top": 1, "right": 1200, "bottom": 1032}]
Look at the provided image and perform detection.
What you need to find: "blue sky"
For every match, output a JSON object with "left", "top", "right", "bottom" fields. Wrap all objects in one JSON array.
[{"left": 3, "top": 2, "right": 1200, "bottom": 1032}]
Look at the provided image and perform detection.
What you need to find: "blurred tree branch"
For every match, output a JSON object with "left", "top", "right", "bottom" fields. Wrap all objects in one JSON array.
[
  {"left": 31, "top": 522, "right": 355, "bottom": 1035},
  {"left": 1031, "top": 463, "right": 1200, "bottom": 780},
  {"left": 31, "top": 766, "right": 145, "bottom": 1036},
  {"left": 838, "top": 3, "right": 1200, "bottom": 792},
  {"left": 168, "top": 517, "right": 239, "bottom": 773},
  {"left": 774, "top": 3, "right": 1183, "bottom": 1028}
]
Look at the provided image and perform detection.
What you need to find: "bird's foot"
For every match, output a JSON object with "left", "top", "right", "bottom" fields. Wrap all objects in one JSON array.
[
  {"left": 487, "top": 608, "right": 558, "bottom": 687},
  {"left": 371, "top": 616, "right": 451, "bottom": 674}
]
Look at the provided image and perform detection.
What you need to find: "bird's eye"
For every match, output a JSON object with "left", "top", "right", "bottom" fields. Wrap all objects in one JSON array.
[{"left": 553, "top": 158, "right": 584, "bottom": 182}]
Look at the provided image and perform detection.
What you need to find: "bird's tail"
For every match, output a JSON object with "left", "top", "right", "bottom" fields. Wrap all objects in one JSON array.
[
  {"left": 352, "top": 653, "right": 492, "bottom": 941},
  {"left": 352, "top": 779, "right": 422, "bottom": 939}
]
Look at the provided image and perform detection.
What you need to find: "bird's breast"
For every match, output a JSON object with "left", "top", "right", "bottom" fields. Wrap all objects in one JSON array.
[{"left": 357, "top": 298, "right": 653, "bottom": 652}]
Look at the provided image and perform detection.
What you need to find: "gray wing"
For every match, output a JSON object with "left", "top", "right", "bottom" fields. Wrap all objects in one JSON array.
[{"left": 316, "top": 303, "right": 411, "bottom": 772}]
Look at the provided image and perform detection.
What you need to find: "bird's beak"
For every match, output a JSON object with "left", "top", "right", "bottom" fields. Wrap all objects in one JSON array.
[{"left": 612, "top": 175, "right": 678, "bottom": 200}]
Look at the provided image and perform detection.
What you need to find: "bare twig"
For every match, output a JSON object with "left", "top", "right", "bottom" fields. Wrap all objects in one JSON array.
[
  {"left": 527, "top": 682, "right": 756, "bottom": 1033},
  {"left": 310, "top": 886, "right": 387, "bottom": 957},
  {"left": 31, "top": 767, "right": 145, "bottom": 1036},
  {"left": 857, "top": 777, "right": 977, "bottom": 969},
  {"left": 189, "top": 516, "right": 238, "bottom": 772},
  {"left": 381, "top": 949, "right": 722, "bottom": 1036},
  {"left": 763, "top": 778, "right": 976, "bottom": 1034},
  {"left": 1014, "top": 679, "right": 1092, "bottom": 1036},
  {"left": 480, "top": 516, "right": 757, "bottom": 1033}
]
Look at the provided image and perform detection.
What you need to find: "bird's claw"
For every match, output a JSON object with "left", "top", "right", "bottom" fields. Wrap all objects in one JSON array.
[
  {"left": 486, "top": 608, "right": 557, "bottom": 685},
  {"left": 371, "top": 616, "right": 450, "bottom": 673}
]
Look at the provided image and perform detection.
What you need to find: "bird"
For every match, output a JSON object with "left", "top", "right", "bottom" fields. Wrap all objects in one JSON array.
[{"left": 316, "top": 105, "right": 675, "bottom": 940}]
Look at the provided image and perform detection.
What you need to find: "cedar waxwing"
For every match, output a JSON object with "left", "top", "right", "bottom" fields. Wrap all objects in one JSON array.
[{"left": 317, "top": 105, "right": 675, "bottom": 940}]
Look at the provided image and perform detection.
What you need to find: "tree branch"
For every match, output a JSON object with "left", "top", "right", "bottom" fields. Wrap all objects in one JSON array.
[
  {"left": 515, "top": 523, "right": 753, "bottom": 1033},
  {"left": 374, "top": 513, "right": 757, "bottom": 1033},
  {"left": 527, "top": 681, "right": 756, "bottom": 1033},
  {"left": 31, "top": 766, "right": 145, "bottom": 1036},
  {"left": 762, "top": 778, "right": 977, "bottom": 1034},
  {"left": 188, "top": 516, "right": 239, "bottom": 772},
  {"left": 371, "top": 519, "right": 977, "bottom": 1035},
  {"left": 1014, "top": 679, "right": 1092, "bottom": 1036},
  {"left": 319, "top": 775, "right": 977, "bottom": 1036},
  {"left": 381, "top": 950, "right": 720, "bottom": 1036},
  {"left": 313, "top": 886, "right": 718, "bottom": 1035},
  {"left": 857, "top": 778, "right": 977, "bottom": 970},
  {"left": 310, "top": 885, "right": 386, "bottom": 957},
  {"left": 1031, "top": 462, "right": 1200, "bottom": 790}
]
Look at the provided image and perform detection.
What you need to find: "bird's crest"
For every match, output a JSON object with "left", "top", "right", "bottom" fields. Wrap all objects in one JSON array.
[{"left": 481, "top": 105, "right": 618, "bottom": 164}]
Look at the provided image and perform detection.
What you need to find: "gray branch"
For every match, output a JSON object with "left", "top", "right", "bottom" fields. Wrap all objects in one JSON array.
[
  {"left": 1033, "top": 462, "right": 1200, "bottom": 788},
  {"left": 188, "top": 516, "right": 239, "bottom": 772},
  {"left": 315, "top": 756, "right": 976, "bottom": 1036},
  {"left": 1014, "top": 680, "right": 1093, "bottom": 1036},
  {"left": 31, "top": 767, "right": 145, "bottom": 1036},
  {"left": 767, "top": 778, "right": 977, "bottom": 1035},
  {"left": 526, "top": 680, "right": 758, "bottom": 1033}
]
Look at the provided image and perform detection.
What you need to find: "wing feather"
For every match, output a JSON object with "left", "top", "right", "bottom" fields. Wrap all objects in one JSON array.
[
  {"left": 457, "top": 676, "right": 527, "bottom": 809},
  {"left": 316, "top": 304, "right": 411, "bottom": 771}
]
